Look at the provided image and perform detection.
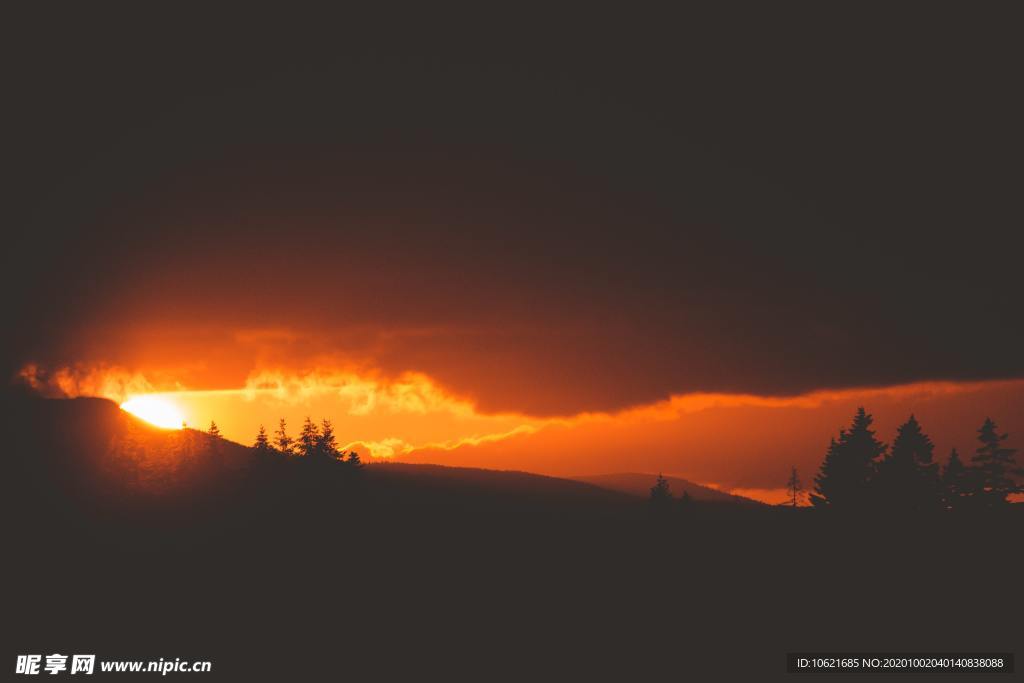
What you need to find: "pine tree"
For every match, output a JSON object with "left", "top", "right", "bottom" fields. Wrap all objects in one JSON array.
[
  {"left": 317, "top": 419, "right": 340, "bottom": 459},
  {"left": 810, "top": 438, "right": 840, "bottom": 508},
  {"left": 678, "top": 490, "right": 693, "bottom": 514},
  {"left": 346, "top": 449, "right": 363, "bottom": 467},
  {"left": 941, "top": 448, "right": 970, "bottom": 511},
  {"left": 649, "top": 474, "right": 673, "bottom": 513},
  {"left": 875, "top": 415, "right": 941, "bottom": 512},
  {"left": 970, "top": 418, "right": 1021, "bottom": 507},
  {"left": 274, "top": 418, "right": 293, "bottom": 456},
  {"left": 254, "top": 425, "right": 271, "bottom": 455},
  {"left": 298, "top": 417, "right": 320, "bottom": 458},
  {"left": 810, "top": 407, "right": 887, "bottom": 510},
  {"left": 206, "top": 421, "right": 223, "bottom": 460},
  {"left": 786, "top": 466, "right": 803, "bottom": 507}
]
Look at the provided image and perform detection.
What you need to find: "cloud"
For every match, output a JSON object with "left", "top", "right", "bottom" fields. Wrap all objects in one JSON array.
[
  {"left": 345, "top": 437, "right": 413, "bottom": 459},
  {"left": 239, "top": 369, "right": 481, "bottom": 418},
  {"left": 6, "top": 41, "right": 1022, "bottom": 421},
  {"left": 18, "top": 363, "right": 157, "bottom": 403}
]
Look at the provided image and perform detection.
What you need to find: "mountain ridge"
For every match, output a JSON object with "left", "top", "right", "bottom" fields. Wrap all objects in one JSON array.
[
  {"left": 572, "top": 472, "right": 765, "bottom": 505},
  {"left": 3, "top": 394, "right": 760, "bottom": 509}
]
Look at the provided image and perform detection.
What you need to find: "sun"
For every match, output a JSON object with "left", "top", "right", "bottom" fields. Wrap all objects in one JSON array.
[{"left": 120, "top": 395, "right": 185, "bottom": 429}]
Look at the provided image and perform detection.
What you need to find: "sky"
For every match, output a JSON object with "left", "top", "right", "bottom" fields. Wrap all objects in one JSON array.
[{"left": 4, "top": 7, "right": 1022, "bottom": 502}]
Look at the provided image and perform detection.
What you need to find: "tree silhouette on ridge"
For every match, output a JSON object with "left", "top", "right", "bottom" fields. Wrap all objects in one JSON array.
[
  {"left": 810, "top": 407, "right": 886, "bottom": 510},
  {"left": 875, "top": 415, "right": 941, "bottom": 513},
  {"left": 970, "top": 418, "right": 1021, "bottom": 507},
  {"left": 298, "top": 417, "right": 320, "bottom": 458},
  {"left": 940, "top": 448, "right": 971, "bottom": 511},
  {"left": 254, "top": 425, "right": 272, "bottom": 456},
  {"left": 274, "top": 418, "right": 293, "bottom": 456},
  {"left": 649, "top": 474, "right": 673, "bottom": 514}
]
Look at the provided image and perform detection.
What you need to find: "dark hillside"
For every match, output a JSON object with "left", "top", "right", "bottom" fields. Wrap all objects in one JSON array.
[{"left": 3, "top": 394, "right": 1020, "bottom": 680}]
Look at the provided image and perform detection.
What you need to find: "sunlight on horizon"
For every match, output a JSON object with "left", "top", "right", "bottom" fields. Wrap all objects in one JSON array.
[
  {"left": 40, "top": 364, "right": 1024, "bottom": 506},
  {"left": 121, "top": 395, "right": 186, "bottom": 430}
]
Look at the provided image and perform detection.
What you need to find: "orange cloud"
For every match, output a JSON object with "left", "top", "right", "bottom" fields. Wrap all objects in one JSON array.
[
  {"left": 240, "top": 369, "right": 478, "bottom": 417},
  {"left": 19, "top": 363, "right": 158, "bottom": 403}
]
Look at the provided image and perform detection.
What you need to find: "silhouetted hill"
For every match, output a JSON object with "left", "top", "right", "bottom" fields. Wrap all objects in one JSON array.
[
  {"left": 1, "top": 395, "right": 637, "bottom": 515},
  {"left": 573, "top": 472, "right": 764, "bottom": 505},
  {"left": 366, "top": 462, "right": 636, "bottom": 504}
]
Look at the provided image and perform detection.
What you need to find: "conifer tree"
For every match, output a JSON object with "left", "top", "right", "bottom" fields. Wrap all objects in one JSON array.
[
  {"left": 970, "top": 418, "right": 1021, "bottom": 507},
  {"left": 875, "top": 415, "right": 941, "bottom": 512},
  {"left": 810, "top": 407, "right": 887, "bottom": 509},
  {"left": 206, "top": 421, "right": 223, "bottom": 460},
  {"left": 649, "top": 474, "right": 673, "bottom": 513},
  {"left": 785, "top": 466, "right": 803, "bottom": 507},
  {"left": 940, "top": 448, "right": 970, "bottom": 511},
  {"left": 810, "top": 438, "right": 840, "bottom": 508},
  {"left": 274, "top": 418, "right": 293, "bottom": 456},
  {"left": 317, "top": 419, "right": 340, "bottom": 459},
  {"left": 298, "top": 417, "right": 320, "bottom": 458},
  {"left": 346, "top": 449, "right": 363, "bottom": 467},
  {"left": 254, "top": 425, "right": 271, "bottom": 455}
]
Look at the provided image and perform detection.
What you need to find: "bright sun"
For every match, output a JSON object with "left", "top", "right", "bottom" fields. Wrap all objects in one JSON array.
[{"left": 120, "top": 395, "right": 185, "bottom": 429}]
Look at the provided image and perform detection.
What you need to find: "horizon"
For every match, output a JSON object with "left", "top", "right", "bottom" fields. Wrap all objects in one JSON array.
[{"left": 19, "top": 373, "right": 1021, "bottom": 505}]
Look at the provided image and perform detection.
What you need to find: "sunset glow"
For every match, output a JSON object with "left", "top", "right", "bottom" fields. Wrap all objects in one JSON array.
[
  {"left": 28, "top": 362, "right": 1019, "bottom": 503},
  {"left": 120, "top": 395, "right": 185, "bottom": 430}
]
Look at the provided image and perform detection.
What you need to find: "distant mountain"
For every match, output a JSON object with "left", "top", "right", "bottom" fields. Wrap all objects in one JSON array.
[
  {"left": 364, "top": 462, "right": 636, "bottom": 505},
  {"left": 572, "top": 472, "right": 765, "bottom": 505}
]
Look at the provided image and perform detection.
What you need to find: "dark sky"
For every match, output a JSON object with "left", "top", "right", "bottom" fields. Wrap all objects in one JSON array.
[{"left": 4, "top": 6, "right": 1022, "bottom": 416}]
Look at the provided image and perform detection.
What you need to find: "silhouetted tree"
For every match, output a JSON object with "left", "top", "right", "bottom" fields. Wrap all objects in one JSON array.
[
  {"left": 172, "top": 426, "right": 197, "bottom": 477},
  {"left": 316, "top": 419, "right": 340, "bottom": 459},
  {"left": 254, "top": 425, "right": 272, "bottom": 455},
  {"left": 875, "top": 415, "right": 941, "bottom": 513},
  {"left": 970, "top": 418, "right": 1021, "bottom": 508},
  {"left": 785, "top": 466, "right": 803, "bottom": 507},
  {"left": 346, "top": 449, "right": 362, "bottom": 467},
  {"left": 650, "top": 474, "right": 673, "bottom": 514},
  {"left": 274, "top": 418, "right": 293, "bottom": 456},
  {"left": 810, "top": 407, "right": 886, "bottom": 510},
  {"left": 941, "top": 448, "right": 970, "bottom": 511},
  {"left": 206, "top": 421, "right": 223, "bottom": 462},
  {"left": 678, "top": 490, "right": 692, "bottom": 515},
  {"left": 298, "top": 417, "right": 320, "bottom": 458}
]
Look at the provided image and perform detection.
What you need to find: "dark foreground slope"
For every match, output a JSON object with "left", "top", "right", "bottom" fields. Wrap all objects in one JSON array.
[{"left": 3, "top": 395, "right": 1021, "bottom": 681}]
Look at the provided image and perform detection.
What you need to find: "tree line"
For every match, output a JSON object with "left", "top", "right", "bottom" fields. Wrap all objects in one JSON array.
[
  {"left": 808, "top": 408, "right": 1020, "bottom": 512},
  {"left": 204, "top": 417, "right": 363, "bottom": 466},
  {"left": 648, "top": 475, "right": 693, "bottom": 514},
  {"left": 648, "top": 408, "right": 1020, "bottom": 513},
  {"left": 206, "top": 409, "right": 1021, "bottom": 511}
]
